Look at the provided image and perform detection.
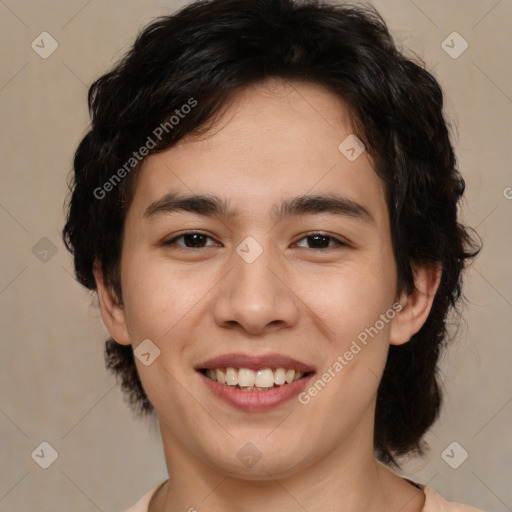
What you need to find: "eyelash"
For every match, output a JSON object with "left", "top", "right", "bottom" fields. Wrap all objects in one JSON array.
[{"left": 163, "top": 231, "right": 348, "bottom": 250}]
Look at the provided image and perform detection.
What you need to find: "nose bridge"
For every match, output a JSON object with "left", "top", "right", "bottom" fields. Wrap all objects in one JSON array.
[
  {"left": 235, "top": 236, "right": 279, "bottom": 296},
  {"left": 212, "top": 234, "right": 299, "bottom": 333}
]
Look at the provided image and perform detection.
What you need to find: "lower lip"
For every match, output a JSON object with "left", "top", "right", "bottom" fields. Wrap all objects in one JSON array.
[{"left": 198, "top": 371, "right": 314, "bottom": 412}]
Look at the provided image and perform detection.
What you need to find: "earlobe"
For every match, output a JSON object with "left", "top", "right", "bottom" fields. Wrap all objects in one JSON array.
[
  {"left": 93, "top": 261, "right": 131, "bottom": 346},
  {"left": 389, "top": 263, "right": 442, "bottom": 346}
]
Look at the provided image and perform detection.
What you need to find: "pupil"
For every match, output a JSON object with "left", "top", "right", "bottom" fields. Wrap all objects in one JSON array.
[
  {"left": 309, "top": 235, "right": 328, "bottom": 248},
  {"left": 185, "top": 234, "right": 206, "bottom": 248}
]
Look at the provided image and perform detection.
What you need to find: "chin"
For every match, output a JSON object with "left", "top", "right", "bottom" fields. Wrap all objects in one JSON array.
[{"left": 205, "top": 440, "right": 313, "bottom": 481}]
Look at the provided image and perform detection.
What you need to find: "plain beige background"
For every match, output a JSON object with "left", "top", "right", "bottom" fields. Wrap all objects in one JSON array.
[{"left": 0, "top": 0, "right": 511, "bottom": 510}]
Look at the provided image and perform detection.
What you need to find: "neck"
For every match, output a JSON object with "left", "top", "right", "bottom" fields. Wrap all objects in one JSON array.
[{"left": 152, "top": 417, "right": 423, "bottom": 512}]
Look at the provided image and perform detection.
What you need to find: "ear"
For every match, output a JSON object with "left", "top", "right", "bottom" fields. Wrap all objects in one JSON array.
[
  {"left": 93, "top": 260, "right": 131, "bottom": 346},
  {"left": 389, "top": 263, "right": 442, "bottom": 346}
]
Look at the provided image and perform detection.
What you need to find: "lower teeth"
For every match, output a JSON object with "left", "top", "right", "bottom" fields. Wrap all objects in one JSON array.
[
  {"left": 236, "top": 385, "right": 276, "bottom": 391},
  {"left": 210, "top": 378, "right": 297, "bottom": 391}
]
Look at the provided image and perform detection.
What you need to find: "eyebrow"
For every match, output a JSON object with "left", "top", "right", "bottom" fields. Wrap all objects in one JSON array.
[{"left": 143, "top": 192, "right": 374, "bottom": 225}]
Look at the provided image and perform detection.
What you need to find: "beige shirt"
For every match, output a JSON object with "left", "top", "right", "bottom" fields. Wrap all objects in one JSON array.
[{"left": 122, "top": 478, "right": 487, "bottom": 512}]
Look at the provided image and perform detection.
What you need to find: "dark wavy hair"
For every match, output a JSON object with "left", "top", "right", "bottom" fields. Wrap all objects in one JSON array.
[{"left": 62, "top": 0, "right": 481, "bottom": 468}]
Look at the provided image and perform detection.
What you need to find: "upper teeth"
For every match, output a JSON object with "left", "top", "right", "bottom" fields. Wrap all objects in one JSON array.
[{"left": 205, "top": 368, "right": 305, "bottom": 389}]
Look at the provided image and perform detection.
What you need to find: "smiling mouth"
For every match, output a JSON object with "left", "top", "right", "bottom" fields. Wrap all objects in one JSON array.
[{"left": 199, "top": 367, "right": 312, "bottom": 391}]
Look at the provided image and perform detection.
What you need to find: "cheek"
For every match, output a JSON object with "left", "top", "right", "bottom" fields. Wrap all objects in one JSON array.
[
  {"left": 299, "top": 270, "right": 395, "bottom": 427},
  {"left": 301, "top": 260, "right": 394, "bottom": 343},
  {"left": 120, "top": 252, "right": 202, "bottom": 339}
]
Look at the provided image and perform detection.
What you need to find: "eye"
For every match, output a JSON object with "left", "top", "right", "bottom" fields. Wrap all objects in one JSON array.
[
  {"left": 294, "top": 232, "right": 347, "bottom": 250},
  {"left": 163, "top": 232, "right": 219, "bottom": 249},
  {"left": 163, "top": 231, "right": 348, "bottom": 250}
]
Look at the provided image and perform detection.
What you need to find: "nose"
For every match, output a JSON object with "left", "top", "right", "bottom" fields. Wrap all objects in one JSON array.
[{"left": 211, "top": 239, "right": 300, "bottom": 335}]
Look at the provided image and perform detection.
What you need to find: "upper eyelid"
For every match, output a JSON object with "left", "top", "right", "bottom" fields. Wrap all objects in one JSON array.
[
  {"left": 294, "top": 233, "right": 348, "bottom": 248},
  {"left": 164, "top": 231, "right": 219, "bottom": 245}
]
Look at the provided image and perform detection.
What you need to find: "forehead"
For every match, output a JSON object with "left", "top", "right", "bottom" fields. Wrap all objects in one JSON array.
[{"left": 127, "top": 79, "right": 388, "bottom": 228}]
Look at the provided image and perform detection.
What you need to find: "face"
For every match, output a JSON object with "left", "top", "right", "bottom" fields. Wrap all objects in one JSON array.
[{"left": 100, "top": 78, "right": 411, "bottom": 480}]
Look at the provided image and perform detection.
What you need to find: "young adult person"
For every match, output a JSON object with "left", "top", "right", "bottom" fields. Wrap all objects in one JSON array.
[{"left": 62, "top": 1, "right": 484, "bottom": 510}]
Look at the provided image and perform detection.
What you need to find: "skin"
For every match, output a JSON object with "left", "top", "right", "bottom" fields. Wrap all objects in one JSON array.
[{"left": 95, "top": 78, "right": 441, "bottom": 512}]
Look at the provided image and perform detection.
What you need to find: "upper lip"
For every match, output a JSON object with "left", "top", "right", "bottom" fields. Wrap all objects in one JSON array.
[{"left": 195, "top": 353, "right": 315, "bottom": 373}]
